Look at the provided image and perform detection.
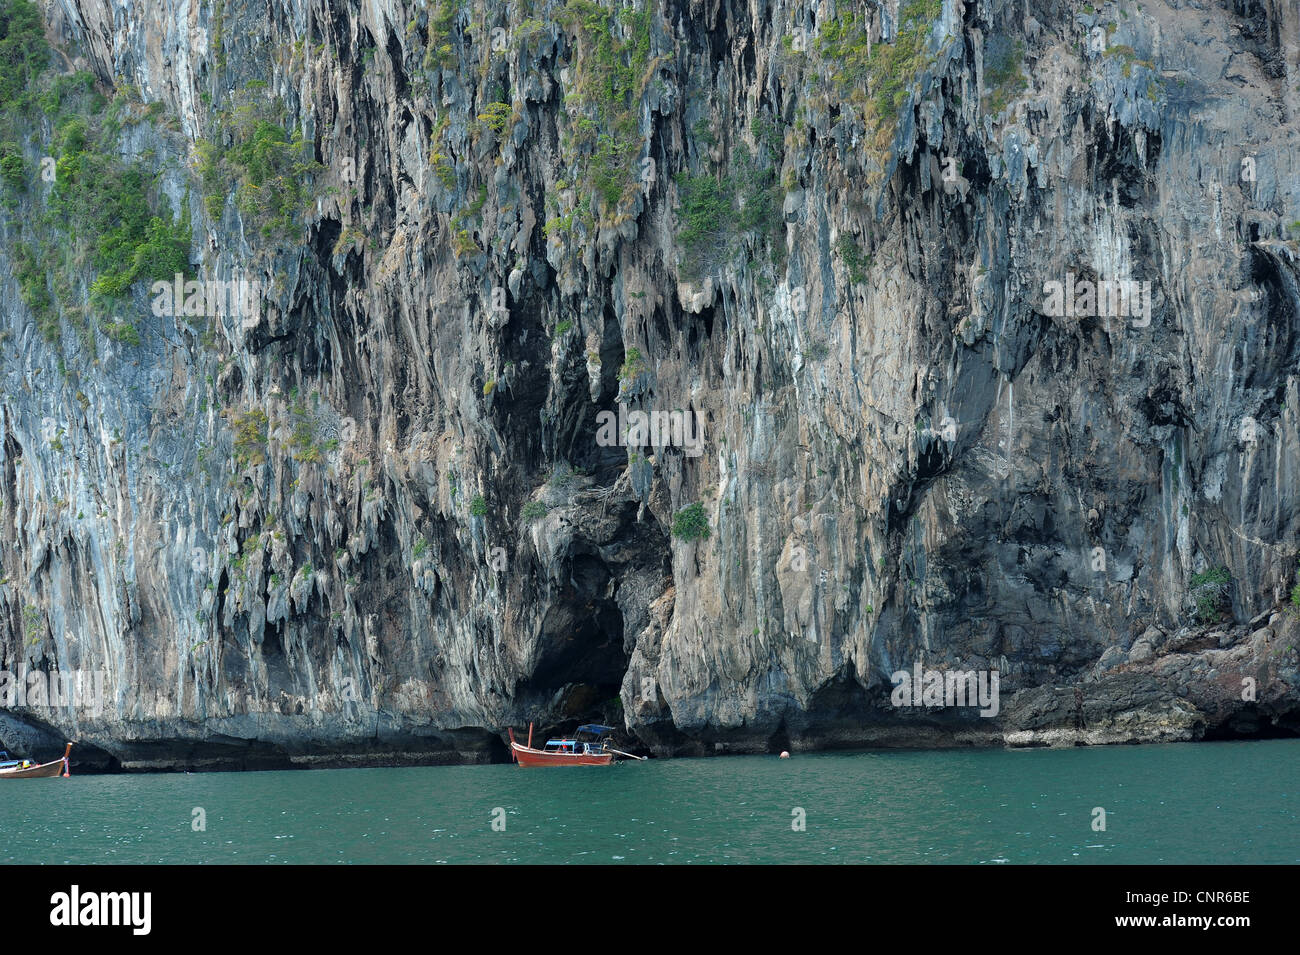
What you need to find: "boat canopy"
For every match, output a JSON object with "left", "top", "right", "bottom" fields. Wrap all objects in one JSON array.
[{"left": 576, "top": 724, "right": 615, "bottom": 735}]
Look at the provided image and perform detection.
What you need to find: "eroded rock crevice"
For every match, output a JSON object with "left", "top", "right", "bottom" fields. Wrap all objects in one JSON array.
[{"left": 0, "top": 0, "right": 1296, "bottom": 767}]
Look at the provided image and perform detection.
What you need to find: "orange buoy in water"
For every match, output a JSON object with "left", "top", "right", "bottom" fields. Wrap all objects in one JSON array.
[{"left": 779, "top": 751, "right": 790, "bottom": 759}]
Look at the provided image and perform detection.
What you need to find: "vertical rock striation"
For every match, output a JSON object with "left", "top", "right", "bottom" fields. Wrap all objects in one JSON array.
[{"left": 0, "top": 0, "right": 1297, "bottom": 768}]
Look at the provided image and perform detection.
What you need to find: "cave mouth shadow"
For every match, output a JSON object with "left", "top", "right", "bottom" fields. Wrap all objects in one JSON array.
[
  {"left": 516, "top": 550, "right": 629, "bottom": 728},
  {"left": 1201, "top": 704, "right": 1300, "bottom": 741}
]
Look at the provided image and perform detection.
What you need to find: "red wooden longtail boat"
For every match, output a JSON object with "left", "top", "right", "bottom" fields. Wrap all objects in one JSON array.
[
  {"left": 0, "top": 742, "right": 71, "bottom": 779},
  {"left": 508, "top": 723, "right": 615, "bottom": 766}
]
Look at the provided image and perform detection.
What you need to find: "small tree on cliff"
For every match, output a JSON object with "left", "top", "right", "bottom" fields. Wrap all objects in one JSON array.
[{"left": 1190, "top": 566, "right": 1231, "bottom": 624}]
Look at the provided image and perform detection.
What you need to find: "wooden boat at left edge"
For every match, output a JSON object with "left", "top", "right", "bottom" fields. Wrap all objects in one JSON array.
[
  {"left": 508, "top": 723, "right": 614, "bottom": 766},
  {"left": 0, "top": 743, "right": 72, "bottom": 779}
]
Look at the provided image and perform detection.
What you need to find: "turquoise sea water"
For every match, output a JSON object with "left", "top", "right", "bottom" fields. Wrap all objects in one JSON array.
[{"left": 4, "top": 739, "right": 1297, "bottom": 864}]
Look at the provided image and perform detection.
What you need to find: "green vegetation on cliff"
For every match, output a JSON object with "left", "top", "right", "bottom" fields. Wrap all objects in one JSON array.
[
  {"left": 556, "top": 0, "right": 654, "bottom": 227},
  {"left": 198, "top": 92, "right": 323, "bottom": 238},
  {"left": 672, "top": 502, "right": 709, "bottom": 542},
  {"left": 0, "top": 0, "right": 48, "bottom": 114},
  {"left": 229, "top": 407, "right": 270, "bottom": 469},
  {"left": 419, "top": 0, "right": 655, "bottom": 242},
  {"left": 836, "top": 234, "right": 871, "bottom": 285},
  {"left": 422, "top": 0, "right": 459, "bottom": 71},
  {"left": 1190, "top": 566, "right": 1231, "bottom": 623},
  {"left": 54, "top": 132, "right": 192, "bottom": 301},
  {"left": 0, "top": 0, "right": 193, "bottom": 342},
  {"left": 801, "top": 0, "right": 942, "bottom": 181},
  {"left": 983, "top": 36, "right": 1026, "bottom": 114},
  {"left": 675, "top": 135, "right": 782, "bottom": 281},
  {"left": 288, "top": 394, "right": 327, "bottom": 464},
  {"left": 816, "top": 0, "right": 941, "bottom": 114}
]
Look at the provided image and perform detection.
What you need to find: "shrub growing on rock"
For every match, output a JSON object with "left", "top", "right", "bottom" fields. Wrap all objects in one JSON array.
[
  {"left": 1190, "top": 566, "right": 1231, "bottom": 623},
  {"left": 672, "top": 502, "right": 709, "bottom": 542}
]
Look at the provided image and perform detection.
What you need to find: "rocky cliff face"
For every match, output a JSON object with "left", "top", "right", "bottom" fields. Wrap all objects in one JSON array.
[{"left": 1, "top": 0, "right": 1298, "bottom": 770}]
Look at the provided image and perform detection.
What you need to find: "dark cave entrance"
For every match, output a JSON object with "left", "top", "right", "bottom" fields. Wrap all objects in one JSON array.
[
  {"left": 516, "top": 550, "right": 628, "bottom": 726},
  {"left": 801, "top": 662, "right": 876, "bottom": 740},
  {"left": 1201, "top": 704, "right": 1300, "bottom": 741}
]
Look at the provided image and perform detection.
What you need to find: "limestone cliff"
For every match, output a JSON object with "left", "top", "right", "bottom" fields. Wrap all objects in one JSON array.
[{"left": 0, "top": 0, "right": 1298, "bottom": 769}]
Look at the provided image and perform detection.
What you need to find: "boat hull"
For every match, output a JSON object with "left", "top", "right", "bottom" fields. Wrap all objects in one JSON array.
[
  {"left": 0, "top": 743, "right": 71, "bottom": 779},
  {"left": 0, "top": 760, "right": 65, "bottom": 778},
  {"left": 509, "top": 741, "right": 613, "bottom": 767}
]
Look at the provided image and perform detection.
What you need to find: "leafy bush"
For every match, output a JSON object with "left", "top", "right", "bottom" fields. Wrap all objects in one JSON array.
[
  {"left": 1190, "top": 566, "right": 1231, "bottom": 623},
  {"left": 476, "top": 102, "right": 512, "bottom": 135},
  {"left": 618, "top": 347, "right": 647, "bottom": 381},
  {"left": 431, "top": 151, "right": 456, "bottom": 189},
  {"left": 22, "top": 603, "right": 42, "bottom": 647},
  {"left": 451, "top": 228, "right": 478, "bottom": 257},
  {"left": 47, "top": 96, "right": 193, "bottom": 306},
  {"left": 521, "top": 500, "right": 549, "bottom": 522},
  {"left": 676, "top": 174, "right": 731, "bottom": 276},
  {"left": 87, "top": 214, "right": 191, "bottom": 300},
  {"left": 818, "top": 0, "right": 940, "bottom": 110},
  {"left": 38, "top": 70, "right": 101, "bottom": 119},
  {"left": 469, "top": 494, "right": 488, "bottom": 518},
  {"left": 288, "top": 398, "right": 325, "bottom": 464},
  {"left": 0, "top": 140, "right": 24, "bottom": 198},
  {"left": 836, "top": 234, "right": 871, "bottom": 285},
  {"left": 99, "top": 319, "right": 141, "bottom": 345},
  {"left": 672, "top": 502, "right": 709, "bottom": 542},
  {"left": 228, "top": 408, "right": 270, "bottom": 469}
]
